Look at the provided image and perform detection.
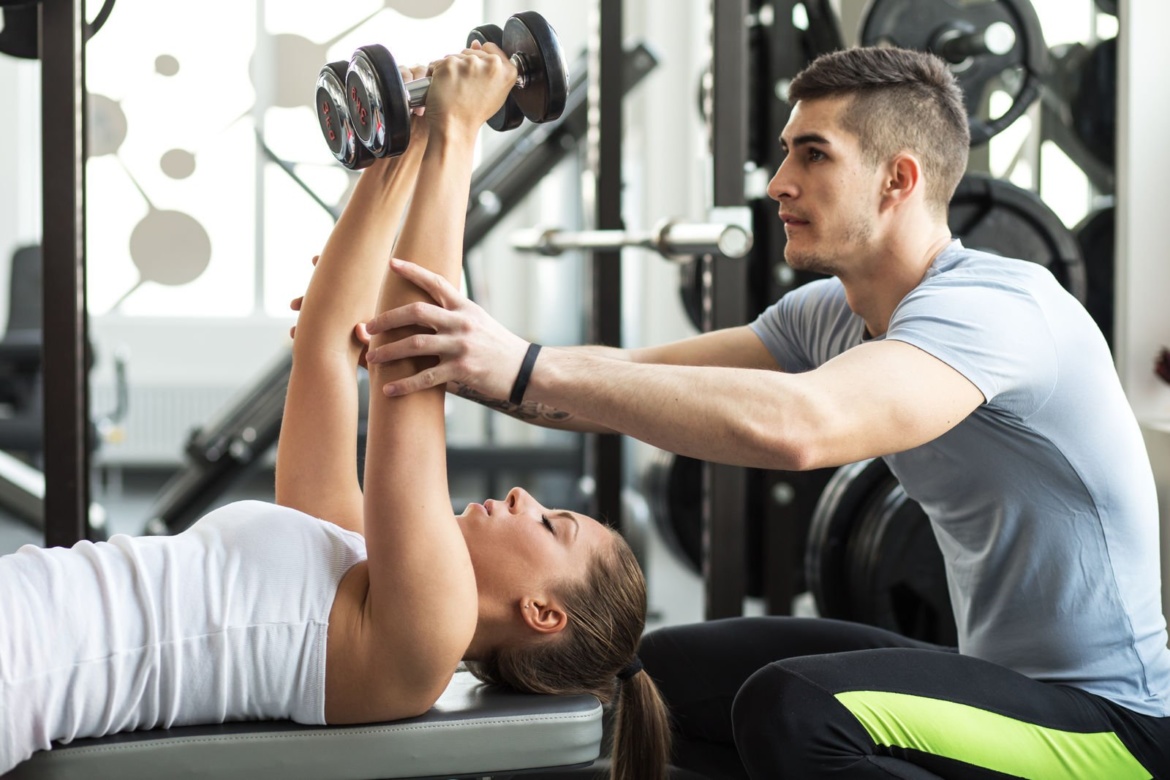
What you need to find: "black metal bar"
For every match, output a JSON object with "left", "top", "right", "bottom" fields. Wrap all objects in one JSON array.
[
  {"left": 702, "top": 0, "right": 752, "bottom": 620},
  {"left": 748, "top": 0, "right": 844, "bottom": 615},
  {"left": 40, "top": 0, "right": 90, "bottom": 548},
  {"left": 588, "top": 0, "right": 624, "bottom": 530}
]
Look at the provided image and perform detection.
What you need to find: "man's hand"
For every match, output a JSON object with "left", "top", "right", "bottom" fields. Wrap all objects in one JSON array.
[
  {"left": 289, "top": 254, "right": 371, "bottom": 370},
  {"left": 363, "top": 258, "right": 528, "bottom": 398}
]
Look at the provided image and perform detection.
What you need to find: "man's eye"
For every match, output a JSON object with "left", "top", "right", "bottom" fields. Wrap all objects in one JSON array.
[
  {"left": 808, "top": 148, "right": 825, "bottom": 161},
  {"left": 541, "top": 515, "right": 555, "bottom": 534}
]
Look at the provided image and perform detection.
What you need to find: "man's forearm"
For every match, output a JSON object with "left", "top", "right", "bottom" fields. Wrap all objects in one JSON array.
[
  {"left": 525, "top": 346, "right": 807, "bottom": 470},
  {"left": 447, "top": 344, "right": 630, "bottom": 434}
]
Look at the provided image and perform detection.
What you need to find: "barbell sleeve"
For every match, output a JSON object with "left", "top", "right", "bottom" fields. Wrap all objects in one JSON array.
[{"left": 511, "top": 221, "right": 753, "bottom": 260}]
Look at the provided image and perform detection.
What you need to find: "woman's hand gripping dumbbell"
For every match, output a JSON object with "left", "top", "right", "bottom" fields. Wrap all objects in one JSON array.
[{"left": 315, "top": 10, "right": 568, "bottom": 169}]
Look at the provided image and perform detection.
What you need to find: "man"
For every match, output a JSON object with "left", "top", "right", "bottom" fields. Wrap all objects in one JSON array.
[{"left": 364, "top": 47, "right": 1170, "bottom": 779}]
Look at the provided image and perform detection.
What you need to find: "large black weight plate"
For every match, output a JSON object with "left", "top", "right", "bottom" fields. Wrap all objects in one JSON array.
[
  {"left": 1071, "top": 36, "right": 1116, "bottom": 169},
  {"left": 1074, "top": 204, "right": 1114, "bottom": 349},
  {"left": 504, "top": 11, "right": 568, "bottom": 124},
  {"left": 345, "top": 44, "right": 412, "bottom": 158},
  {"left": 950, "top": 173, "right": 1087, "bottom": 303},
  {"left": 805, "top": 458, "right": 898, "bottom": 621},
  {"left": 316, "top": 62, "right": 375, "bottom": 170},
  {"left": 468, "top": 24, "right": 525, "bottom": 132},
  {"left": 849, "top": 481, "right": 958, "bottom": 645},
  {"left": 859, "top": 0, "right": 1048, "bottom": 146}
]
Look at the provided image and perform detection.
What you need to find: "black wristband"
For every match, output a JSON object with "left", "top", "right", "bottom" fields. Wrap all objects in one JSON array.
[{"left": 509, "top": 343, "right": 542, "bottom": 406}]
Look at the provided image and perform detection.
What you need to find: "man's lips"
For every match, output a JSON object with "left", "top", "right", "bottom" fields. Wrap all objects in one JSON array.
[{"left": 780, "top": 213, "right": 809, "bottom": 226}]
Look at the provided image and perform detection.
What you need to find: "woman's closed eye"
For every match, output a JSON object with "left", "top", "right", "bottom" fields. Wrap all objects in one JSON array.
[{"left": 541, "top": 515, "right": 556, "bottom": 535}]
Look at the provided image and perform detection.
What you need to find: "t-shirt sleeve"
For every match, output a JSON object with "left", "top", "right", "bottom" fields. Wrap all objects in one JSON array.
[
  {"left": 885, "top": 275, "right": 1058, "bottom": 418},
  {"left": 750, "top": 279, "right": 852, "bottom": 373}
]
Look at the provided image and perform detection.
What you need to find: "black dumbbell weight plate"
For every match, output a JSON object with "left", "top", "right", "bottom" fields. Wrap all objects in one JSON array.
[
  {"left": 805, "top": 458, "right": 898, "bottom": 621},
  {"left": 504, "top": 11, "right": 569, "bottom": 124},
  {"left": 859, "top": 0, "right": 1048, "bottom": 146},
  {"left": 850, "top": 483, "right": 958, "bottom": 646},
  {"left": 316, "top": 62, "right": 375, "bottom": 170},
  {"left": 468, "top": 24, "right": 525, "bottom": 132},
  {"left": 345, "top": 44, "right": 412, "bottom": 158},
  {"left": 949, "top": 173, "right": 1087, "bottom": 303}
]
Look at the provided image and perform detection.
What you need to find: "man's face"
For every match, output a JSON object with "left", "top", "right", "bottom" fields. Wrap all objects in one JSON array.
[{"left": 766, "top": 96, "right": 885, "bottom": 276}]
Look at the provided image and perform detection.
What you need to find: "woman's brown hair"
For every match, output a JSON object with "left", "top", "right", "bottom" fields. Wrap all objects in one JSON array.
[{"left": 465, "top": 528, "right": 670, "bottom": 780}]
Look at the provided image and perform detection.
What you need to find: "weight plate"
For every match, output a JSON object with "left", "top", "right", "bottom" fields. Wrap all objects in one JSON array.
[
  {"left": 504, "top": 11, "right": 568, "bottom": 124},
  {"left": 645, "top": 454, "right": 703, "bottom": 577},
  {"left": 849, "top": 482, "right": 958, "bottom": 645},
  {"left": 468, "top": 24, "right": 525, "bottom": 132},
  {"left": 346, "top": 45, "right": 412, "bottom": 158},
  {"left": 858, "top": 0, "right": 1048, "bottom": 146},
  {"left": 1074, "top": 204, "right": 1115, "bottom": 349},
  {"left": 316, "top": 62, "right": 374, "bottom": 170},
  {"left": 949, "top": 173, "right": 1087, "bottom": 303},
  {"left": 1071, "top": 36, "right": 1116, "bottom": 169},
  {"left": 805, "top": 458, "right": 897, "bottom": 621}
]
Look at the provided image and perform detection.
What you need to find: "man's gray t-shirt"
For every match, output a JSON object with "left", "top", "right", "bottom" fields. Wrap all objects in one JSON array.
[{"left": 750, "top": 240, "right": 1170, "bottom": 717}]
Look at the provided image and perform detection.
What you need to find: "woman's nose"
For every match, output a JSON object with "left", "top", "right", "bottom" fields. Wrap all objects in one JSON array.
[{"left": 505, "top": 487, "right": 527, "bottom": 512}]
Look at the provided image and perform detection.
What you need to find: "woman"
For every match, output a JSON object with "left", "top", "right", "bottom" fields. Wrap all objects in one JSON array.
[{"left": 0, "top": 45, "right": 668, "bottom": 780}]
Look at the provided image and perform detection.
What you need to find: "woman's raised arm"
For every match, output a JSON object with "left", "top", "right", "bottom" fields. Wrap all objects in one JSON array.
[
  {"left": 275, "top": 65, "right": 429, "bottom": 534},
  {"left": 356, "top": 45, "right": 518, "bottom": 709}
]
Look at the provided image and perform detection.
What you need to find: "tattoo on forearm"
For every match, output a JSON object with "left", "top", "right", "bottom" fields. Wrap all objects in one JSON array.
[{"left": 453, "top": 384, "right": 574, "bottom": 424}]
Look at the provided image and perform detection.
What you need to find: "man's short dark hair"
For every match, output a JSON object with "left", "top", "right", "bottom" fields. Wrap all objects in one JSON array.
[{"left": 788, "top": 47, "right": 970, "bottom": 215}]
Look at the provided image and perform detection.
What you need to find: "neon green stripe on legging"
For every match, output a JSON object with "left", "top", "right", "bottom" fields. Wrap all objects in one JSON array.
[{"left": 834, "top": 690, "right": 1151, "bottom": 780}]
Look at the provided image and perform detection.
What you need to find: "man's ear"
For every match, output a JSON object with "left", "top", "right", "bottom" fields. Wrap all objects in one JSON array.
[
  {"left": 518, "top": 597, "right": 568, "bottom": 635},
  {"left": 881, "top": 152, "right": 923, "bottom": 210}
]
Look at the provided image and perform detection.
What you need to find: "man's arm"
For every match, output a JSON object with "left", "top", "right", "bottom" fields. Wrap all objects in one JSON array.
[{"left": 365, "top": 263, "right": 983, "bottom": 470}]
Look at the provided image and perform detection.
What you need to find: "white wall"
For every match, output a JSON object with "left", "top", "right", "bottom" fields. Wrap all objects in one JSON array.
[{"left": 1115, "top": 0, "right": 1170, "bottom": 624}]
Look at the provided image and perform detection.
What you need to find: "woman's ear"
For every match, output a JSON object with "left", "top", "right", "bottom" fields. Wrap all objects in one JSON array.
[{"left": 519, "top": 598, "right": 568, "bottom": 635}]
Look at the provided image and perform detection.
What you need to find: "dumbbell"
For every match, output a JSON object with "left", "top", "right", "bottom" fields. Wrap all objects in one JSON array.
[
  {"left": 315, "top": 61, "right": 376, "bottom": 170},
  {"left": 317, "top": 11, "right": 567, "bottom": 168},
  {"left": 466, "top": 23, "right": 524, "bottom": 132}
]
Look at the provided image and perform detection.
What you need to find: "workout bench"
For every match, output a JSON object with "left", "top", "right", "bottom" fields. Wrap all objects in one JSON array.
[{"left": 3, "top": 671, "right": 602, "bottom": 779}]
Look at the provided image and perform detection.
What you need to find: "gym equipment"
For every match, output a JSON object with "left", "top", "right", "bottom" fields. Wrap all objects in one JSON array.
[
  {"left": 858, "top": 0, "right": 1048, "bottom": 146},
  {"left": 467, "top": 24, "right": 525, "bottom": 132},
  {"left": 1074, "top": 204, "right": 1115, "bottom": 348},
  {"left": 0, "top": 0, "right": 115, "bottom": 60},
  {"left": 5, "top": 670, "right": 601, "bottom": 780},
  {"left": 511, "top": 220, "right": 753, "bottom": 261},
  {"left": 1040, "top": 42, "right": 1115, "bottom": 195},
  {"left": 644, "top": 454, "right": 833, "bottom": 600},
  {"left": 325, "top": 11, "right": 568, "bottom": 163},
  {"left": 846, "top": 478, "right": 957, "bottom": 645},
  {"left": 807, "top": 458, "right": 958, "bottom": 645},
  {"left": 1070, "top": 36, "right": 1117, "bottom": 169},
  {"left": 949, "top": 173, "right": 1087, "bottom": 303},
  {"left": 145, "top": 42, "right": 659, "bottom": 537},
  {"left": 315, "top": 62, "right": 376, "bottom": 171},
  {"left": 805, "top": 458, "right": 898, "bottom": 621}
]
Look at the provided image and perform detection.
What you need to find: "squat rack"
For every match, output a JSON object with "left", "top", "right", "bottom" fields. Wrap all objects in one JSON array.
[{"left": 41, "top": 0, "right": 90, "bottom": 548}]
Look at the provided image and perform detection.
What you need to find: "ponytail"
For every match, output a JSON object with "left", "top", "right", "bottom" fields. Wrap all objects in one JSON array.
[
  {"left": 611, "top": 667, "right": 670, "bottom": 780},
  {"left": 465, "top": 527, "right": 670, "bottom": 778}
]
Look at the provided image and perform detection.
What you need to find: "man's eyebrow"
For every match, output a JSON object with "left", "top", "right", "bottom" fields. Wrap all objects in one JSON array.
[
  {"left": 552, "top": 510, "right": 580, "bottom": 541},
  {"left": 779, "top": 132, "right": 832, "bottom": 150}
]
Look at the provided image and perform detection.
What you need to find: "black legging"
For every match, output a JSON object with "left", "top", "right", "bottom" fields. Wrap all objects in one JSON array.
[{"left": 640, "top": 617, "right": 1170, "bottom": 779}]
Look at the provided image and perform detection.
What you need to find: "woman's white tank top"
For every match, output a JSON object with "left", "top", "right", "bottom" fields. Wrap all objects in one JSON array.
[{"left": 0, "top": 500, "right": 368, "bottom": 773}]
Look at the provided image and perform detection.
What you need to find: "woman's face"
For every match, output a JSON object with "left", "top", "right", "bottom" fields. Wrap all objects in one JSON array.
[{"left": 456, "top": 487, "right": 612, "bottom": 607}]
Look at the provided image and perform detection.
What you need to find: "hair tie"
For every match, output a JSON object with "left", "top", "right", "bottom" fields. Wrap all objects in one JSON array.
[
  {"left": 616, "top": 656, "right": 643, "bottom": 681},
  {"left": 508, "top": 343, "right": 542, "bottom": 406}
]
